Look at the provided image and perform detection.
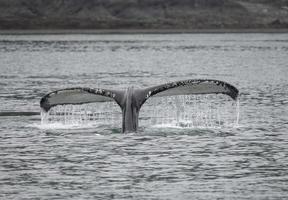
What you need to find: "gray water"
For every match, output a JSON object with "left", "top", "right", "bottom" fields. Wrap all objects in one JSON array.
[{"left": 0, "top": 33, "right": 287, "bottom": 199}]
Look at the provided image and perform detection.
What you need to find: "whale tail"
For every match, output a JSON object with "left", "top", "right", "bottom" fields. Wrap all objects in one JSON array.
[{"left": 40, "top": 79, "right": 239, "bottom": 132}]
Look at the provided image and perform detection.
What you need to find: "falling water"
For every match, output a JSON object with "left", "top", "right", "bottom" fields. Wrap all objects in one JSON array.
[
  {"left": 41, "top": 94, "right": 239, "bottom": 129},
  {"left": 41, "top": 101, "right": 122, "bottom": 127},
  {"left": 140, "top": 94, "right": 240, "bottom": 129}
]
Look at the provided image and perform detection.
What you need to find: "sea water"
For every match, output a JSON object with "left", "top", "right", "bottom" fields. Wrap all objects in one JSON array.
[{"left": 0, "top": 33, "right": 287, "bottom": 199}]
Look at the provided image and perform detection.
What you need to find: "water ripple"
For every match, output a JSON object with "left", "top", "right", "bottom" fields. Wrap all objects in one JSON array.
[{"left": 0, "top": 33, "right": 288, "bottom": 199}]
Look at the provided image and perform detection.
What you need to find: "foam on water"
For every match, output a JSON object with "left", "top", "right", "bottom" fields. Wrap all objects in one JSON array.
[{"left": 40, "top": 94, "right": 239, "bottom": 130}]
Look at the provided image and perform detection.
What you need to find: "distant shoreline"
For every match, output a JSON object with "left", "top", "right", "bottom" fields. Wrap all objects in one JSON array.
[{"left": 0, "top": 29, "right": 288, "bottom": 35}]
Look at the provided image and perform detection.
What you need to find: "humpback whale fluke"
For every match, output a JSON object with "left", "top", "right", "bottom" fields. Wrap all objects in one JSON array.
[{"left": 40, "top": 79, "right": 239, "bottom": 133}]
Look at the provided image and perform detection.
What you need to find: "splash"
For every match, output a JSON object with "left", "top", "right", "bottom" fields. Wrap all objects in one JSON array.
[{"left": 140, "top": 94, "right": 240, "bottom": 129}]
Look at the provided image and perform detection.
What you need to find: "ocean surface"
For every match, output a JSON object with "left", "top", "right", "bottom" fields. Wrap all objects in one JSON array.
[{"left": 0, "top": 33, "right": 287, "bottom": 199}]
